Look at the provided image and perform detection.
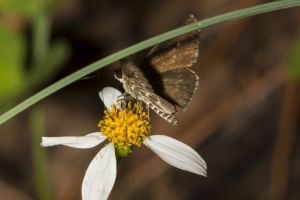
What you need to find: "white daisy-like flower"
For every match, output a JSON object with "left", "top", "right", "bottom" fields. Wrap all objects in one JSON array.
[{"left": 41, "top": 87, "right": 207, "bottom": 200}]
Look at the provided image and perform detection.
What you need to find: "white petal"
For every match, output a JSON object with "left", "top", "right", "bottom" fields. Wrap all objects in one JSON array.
[
  {"left": 143, "top": 135, "right": 207, "bottom": 176},
  {"left": 41, "top": 132, "right": 107, "bottom": 149},
  {"left": 99, "top": 87, "right": 122, "bottom": 108},
  {"left": 82, "top": 143, "right": 116, "bottom": 200}
]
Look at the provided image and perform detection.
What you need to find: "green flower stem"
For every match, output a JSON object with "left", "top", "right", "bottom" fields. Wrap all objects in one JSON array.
[
  {"left": 31, "top": 11, "right": 51, "bottom": 67},
  {"left": 30, "top": 104, "right": 52, "bottom": 200},
  {"left": 0, "top": 0, "right": 300, "bottom": 125},
  {"left": 115, "top": 145, "right": 134, "bottom": 166},
  {"left": 30, "top": 8, "right": 52, "bottom": 200},
  {"left": 116, "top": 157, "right": 122, "bottom": 166}
]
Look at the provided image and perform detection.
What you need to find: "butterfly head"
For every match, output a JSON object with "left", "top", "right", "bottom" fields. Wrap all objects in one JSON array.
[{"left": 114, "top": 68, "right": 123, "bottom": 82}]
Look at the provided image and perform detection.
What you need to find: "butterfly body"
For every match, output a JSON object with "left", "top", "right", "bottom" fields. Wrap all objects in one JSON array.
[
  {"left": 114, "top": 14, "right": 200, "bottom": 125},
  {"left": 114, "top": 60, "right": 178, "bottom": 124}
]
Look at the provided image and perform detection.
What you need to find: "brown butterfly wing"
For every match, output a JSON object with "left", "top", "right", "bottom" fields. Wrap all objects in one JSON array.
[
  {"left": 120, "top": 59, "right": 153, "bottom": 92},
  {"left": 139, "top": 14, "right": 200, "bottom": 110},
  {"left": 119, "top": 59, "right": 178, "bottom": 124}
]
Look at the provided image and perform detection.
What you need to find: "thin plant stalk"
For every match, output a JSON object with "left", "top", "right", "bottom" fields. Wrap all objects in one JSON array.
[
  {"left": 0, "top": 0, "right": 300, "bottom": 124},
  {"left": 30, "top": 10, "right": 52, "bottom": 200}
]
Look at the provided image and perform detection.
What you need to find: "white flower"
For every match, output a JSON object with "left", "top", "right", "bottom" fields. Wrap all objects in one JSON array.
[{"left": 41, "top": 87, "right": 207, "bottom": 200}]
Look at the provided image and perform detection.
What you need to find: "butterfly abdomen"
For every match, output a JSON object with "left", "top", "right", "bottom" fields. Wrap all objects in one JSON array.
[{"left": 148, "top": 102, "right": 178, "bottom": 125}]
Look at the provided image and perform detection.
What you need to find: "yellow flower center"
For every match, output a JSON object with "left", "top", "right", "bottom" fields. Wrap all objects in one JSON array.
[{"left": 98, "top": 102, "right": 151, "bottom": 148}]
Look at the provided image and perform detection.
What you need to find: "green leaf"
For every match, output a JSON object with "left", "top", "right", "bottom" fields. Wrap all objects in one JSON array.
[
  {"left": 289, "top": 33, "right": 300, "bottom": 81},
  {"left": 1, "top": 0, "right": 300, "bottom": 124},
  {"left": 0, "top": 24, "right": 26, "bottom": 101}
]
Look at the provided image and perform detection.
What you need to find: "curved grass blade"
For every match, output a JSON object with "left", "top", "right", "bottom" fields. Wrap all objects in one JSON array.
[{"left": 1, "top": 0, "right": 300, "bottom": 124}]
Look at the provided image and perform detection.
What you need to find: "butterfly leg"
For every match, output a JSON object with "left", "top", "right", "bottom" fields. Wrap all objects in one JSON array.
[
  {"left": 117, "top": 92, "right": 131, "bottom": 109},
  {"left": 147, "top": 104, "right": 150, "bottom": 123}
]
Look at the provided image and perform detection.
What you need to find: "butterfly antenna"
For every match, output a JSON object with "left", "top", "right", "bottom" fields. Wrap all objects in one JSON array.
[
  {"left": 108, "top": 66, "right": 115, "bottom": 71},
  {"left": 79, "top": 71, "right": 107, "bottom": 80}
]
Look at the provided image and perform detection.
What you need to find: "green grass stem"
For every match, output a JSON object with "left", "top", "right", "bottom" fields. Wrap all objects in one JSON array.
[{"left": 0, "top": 0, "right": 299, "bottom": 124}]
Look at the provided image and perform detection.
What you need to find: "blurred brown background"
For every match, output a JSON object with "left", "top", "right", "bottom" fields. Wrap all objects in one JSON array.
[{"left": 1, "top": 0, "right": 300, "bottom": 199}]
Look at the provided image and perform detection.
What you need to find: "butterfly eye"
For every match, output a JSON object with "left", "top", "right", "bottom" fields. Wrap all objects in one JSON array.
[{"left": 114, "top": 69, "right": 123, "bottom": 79}]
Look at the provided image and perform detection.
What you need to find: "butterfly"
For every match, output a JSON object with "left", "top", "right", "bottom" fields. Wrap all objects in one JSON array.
[{"left": 114, "top": 14, "right": 200, "bottom": 125}]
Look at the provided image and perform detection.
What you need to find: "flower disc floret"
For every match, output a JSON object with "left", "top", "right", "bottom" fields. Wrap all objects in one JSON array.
[{"left": 98, "top": 102, "right": 151, "bottom": 147}]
